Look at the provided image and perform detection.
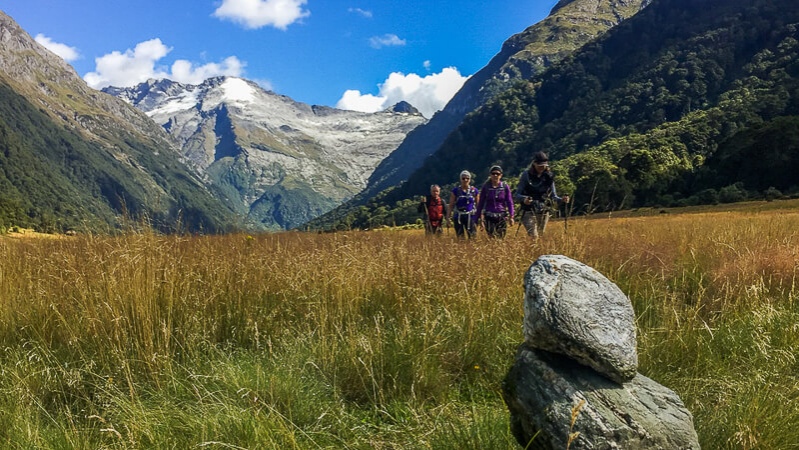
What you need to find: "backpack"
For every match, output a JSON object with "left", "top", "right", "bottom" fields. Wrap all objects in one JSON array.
[
  {"left": 425, "top": 197, "right": 445, "bottom": 222},
  {"left": 454, "top": 186, "right": 477, "bottom": 213}
]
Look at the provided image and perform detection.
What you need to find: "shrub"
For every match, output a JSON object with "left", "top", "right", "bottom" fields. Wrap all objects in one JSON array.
[
  {"left": 764, "top": 186, "right": 783, "bottom": 201},
  {"left": 719, "top": 183, "right": 748, "bottom": 203}
]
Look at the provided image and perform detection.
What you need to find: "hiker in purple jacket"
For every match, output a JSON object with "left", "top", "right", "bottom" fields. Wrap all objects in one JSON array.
[
  {"left": 476, "top": 165, "right": 515, "bottom": 238},
  {"left": 449, "top": 170, "right": 479, "bottom": 239}
]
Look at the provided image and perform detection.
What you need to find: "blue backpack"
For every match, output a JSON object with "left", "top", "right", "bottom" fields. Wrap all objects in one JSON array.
[{"left": 454, "top": 186, "right": 477, "bottom": 214}]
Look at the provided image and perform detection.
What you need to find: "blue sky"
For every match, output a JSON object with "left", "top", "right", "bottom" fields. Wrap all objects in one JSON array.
[{"left": 3, "top": 0, "right": 559, "bottom": 118}]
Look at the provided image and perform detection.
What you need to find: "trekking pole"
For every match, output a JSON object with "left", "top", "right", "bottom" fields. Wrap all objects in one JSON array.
[
  {"left": 564, "top": 193, "right": 574, "bottom": 234},
  {"left": 420, "top": 196, "right": 431, "bottom": 234},
  {"left": 446, "top": 208, "right": 451, "bottom": 235}
]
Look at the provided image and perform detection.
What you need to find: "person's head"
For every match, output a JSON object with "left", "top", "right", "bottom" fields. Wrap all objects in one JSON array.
[
  {"left": 459, "top": 170, "right": 471, "bottom": 185},
  {"left": 489, "top": 165, "right": 503, "bottom": 183},
  {"left": 530, "top": 151, "right": 549, "bottom": 173},
  {"left": 430, "top": 184, "right": 441, "bottom": 197}
]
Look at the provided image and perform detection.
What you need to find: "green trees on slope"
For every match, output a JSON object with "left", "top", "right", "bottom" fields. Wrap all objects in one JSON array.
[
  {"left": 339, "top": 0, "right": 799, "bottom": 228},
  {"left": 0, "top": 82, "right": 236, "bottom": 233}
]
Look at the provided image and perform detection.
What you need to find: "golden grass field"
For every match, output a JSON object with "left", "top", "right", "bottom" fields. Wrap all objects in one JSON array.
[{"left": 1, "top": 199, "right": 797, "bottom": 448}]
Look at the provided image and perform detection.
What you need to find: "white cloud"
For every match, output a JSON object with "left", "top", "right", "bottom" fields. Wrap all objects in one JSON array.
[
  {"left": 171, "top": 56, "right": 245, "bottom": 85},
  {"left": 369, "top": 34, "right": 406, "bottom": 49},
  {"left": 252, "top": 78, "right": 275, "bottom": 92},
  {"left": 213, "top": 0, "right": 310, "bottom": 30},
  {"left": 348, "top": 7, "right": 372, "bottom": 18},
  {"left": 423, "top": 60, "right": 431, "bottom": 71},
  {"left": 336, "top": 67, "right": 469, "bottom": 118},
  {"left": 83, "top": 38, "right": 245, "bottom": 89},
  {"left": 337, "top": 90, "right": 386, "bottom": 113},
  {"left": 34, "top": 34, "right": 79, "bottom": 62}
]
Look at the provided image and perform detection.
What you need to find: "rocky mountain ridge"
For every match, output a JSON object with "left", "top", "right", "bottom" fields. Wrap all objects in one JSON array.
[
  {"left": 0, "top": 9, "right": 236, "bottom": 233},
  {"left": 0, "top": 11, "right": 177, "bottom": 152},
  {"left": 105, "top": 77, "right": 426, "bottom": 230}
]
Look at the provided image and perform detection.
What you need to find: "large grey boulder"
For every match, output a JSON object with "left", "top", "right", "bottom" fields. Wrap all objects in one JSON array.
[
  {"left": 503, "top": 346, "right": 700, "bottom": 450},
  {"left": 524, "top": 255, "right": 638, "bottom": 383}
]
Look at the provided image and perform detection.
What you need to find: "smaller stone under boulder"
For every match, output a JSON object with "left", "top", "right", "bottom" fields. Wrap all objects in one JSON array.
[
  {"left": 503, "top": 346, "right": 700, "bottom": 449},
  {"left": 523, "top": 255, "right": 638, "bottom": 384}
]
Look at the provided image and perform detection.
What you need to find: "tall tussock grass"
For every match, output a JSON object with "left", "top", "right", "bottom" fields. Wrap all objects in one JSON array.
[{"left": 1, "top": 202, "right": 798, "bottom": 448}]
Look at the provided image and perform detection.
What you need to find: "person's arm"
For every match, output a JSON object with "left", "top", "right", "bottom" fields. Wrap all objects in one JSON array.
[
  {"left": 475, "top": 184, "right": 486, "bottom": 218},
  {"left": 514, "top": 172, "right": 528, "bottom": 202},
  {"left": 550, "top": 174, "right": 569, "bottom": 204},
  {"left": 448, "top": 191, "right": 456, "bottom": 217},
  {"left": 515, "top": 171, "right": 534, "bottom": 208},
  {"left": 505, "top": 183, "right": 515, "bottom": 219},
  {"left": 550, "top": 179, "right": 562, "bottom": 203}
]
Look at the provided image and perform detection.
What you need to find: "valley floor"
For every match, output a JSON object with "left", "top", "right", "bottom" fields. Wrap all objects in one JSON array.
[{"left": 1, "top": 199, "right": 798, "bottom": 448}]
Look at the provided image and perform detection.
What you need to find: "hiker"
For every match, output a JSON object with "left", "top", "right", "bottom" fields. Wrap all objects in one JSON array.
[
  {"left": 418, "top": 184, "right": 448, "bottom": 235},
  {"left": 515, "top": 151, "right": 569, "bottom": 239},
  {"left": 449, "top": 170, "right": 479, "bottom": 239},
  {"left": 476, "top": 165, "right": 515, "bottom": 238}
]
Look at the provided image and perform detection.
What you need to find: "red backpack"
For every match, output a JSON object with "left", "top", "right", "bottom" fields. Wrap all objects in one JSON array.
[{"left": 425, "top": 197, "right": 445, "bottom": 223}]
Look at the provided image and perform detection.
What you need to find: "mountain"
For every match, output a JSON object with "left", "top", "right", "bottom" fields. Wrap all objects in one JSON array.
[
  {"left": 318, "top": 0, "right": 799, "bottom": 229},
  {"left": 0, "top": 10, "right": 236, "bottom": 233},
  {"left": 309, "top": 0, "right": 651, "bottom": 229},
  {"left": 361, "top": 0, "right": 652, "bottom": 199},
  {"left": 311, "top": 0, "right": 652, "bottom": 227},
  {"left": 104, "top": 77, "right": 426, "bottom": 230}
]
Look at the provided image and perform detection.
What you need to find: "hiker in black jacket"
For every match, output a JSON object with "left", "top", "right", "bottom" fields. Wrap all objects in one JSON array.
[{"left": 515, "top": 152, "right": 569, "bottom": 239}]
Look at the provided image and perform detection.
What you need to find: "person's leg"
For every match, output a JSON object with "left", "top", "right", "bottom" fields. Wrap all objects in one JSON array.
[
  {"left": 454, "top": 215, "right": 465, "bottom": 238},
  {"left": 522, "top": 211, "right": 538, "bottom": 238},
  {"left": 467, "top": 214, "right": 477, "bottom": 239},
  {"left": 484, "top": 217, "right": 497, "bottom": 238},
  {"left": 536, "top": 212, "right": 550, "bottom": 236},
  {"left": 496, "top": 217, "right": 508, "bottom": 238}
]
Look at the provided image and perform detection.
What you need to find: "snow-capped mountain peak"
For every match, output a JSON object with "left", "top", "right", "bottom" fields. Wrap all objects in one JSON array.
[{"left": 104, "top": 77, "right": 426, "bottom": 230}]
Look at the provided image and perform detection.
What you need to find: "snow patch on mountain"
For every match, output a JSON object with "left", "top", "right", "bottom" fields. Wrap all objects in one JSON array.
[
  {"left": 220, "top": 77, "right": 256, "bottom": 104},
  {"left": 149, "top": 88, "right": 200, "bottom": 116}
]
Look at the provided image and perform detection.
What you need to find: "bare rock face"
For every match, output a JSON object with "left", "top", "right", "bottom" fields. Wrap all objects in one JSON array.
[
  {"left": 105, "top": 77, "right": 426, "bottom": 230},
  {"left": 523, "top": 255, "right": 638, "bottom": 384},
  {"left": 503, "top": 347, "right": 700, "bottom": 450}
]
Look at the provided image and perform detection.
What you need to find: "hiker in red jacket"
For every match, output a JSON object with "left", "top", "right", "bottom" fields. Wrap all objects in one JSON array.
[{"left": 418, "top": 184, "right": 448, "bottom": 235}]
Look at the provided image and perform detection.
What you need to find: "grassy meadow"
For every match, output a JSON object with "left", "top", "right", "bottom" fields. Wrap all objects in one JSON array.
[{"left": 1, "top": 200, "right": 798, "bottom": 449}]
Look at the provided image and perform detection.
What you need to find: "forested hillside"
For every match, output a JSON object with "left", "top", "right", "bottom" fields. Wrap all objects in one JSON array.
[
  {"left": 363, "top": 0, "right": 650, "bottom": 196},
  {"left": 0, "top": 83, "right": 236, "bottom": 233},
  {"left": 0, "top": 11, "right": 238, "bottom": 234},
  {"left": 318, "top": 0, "right": 799, "bottom": 229}
]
